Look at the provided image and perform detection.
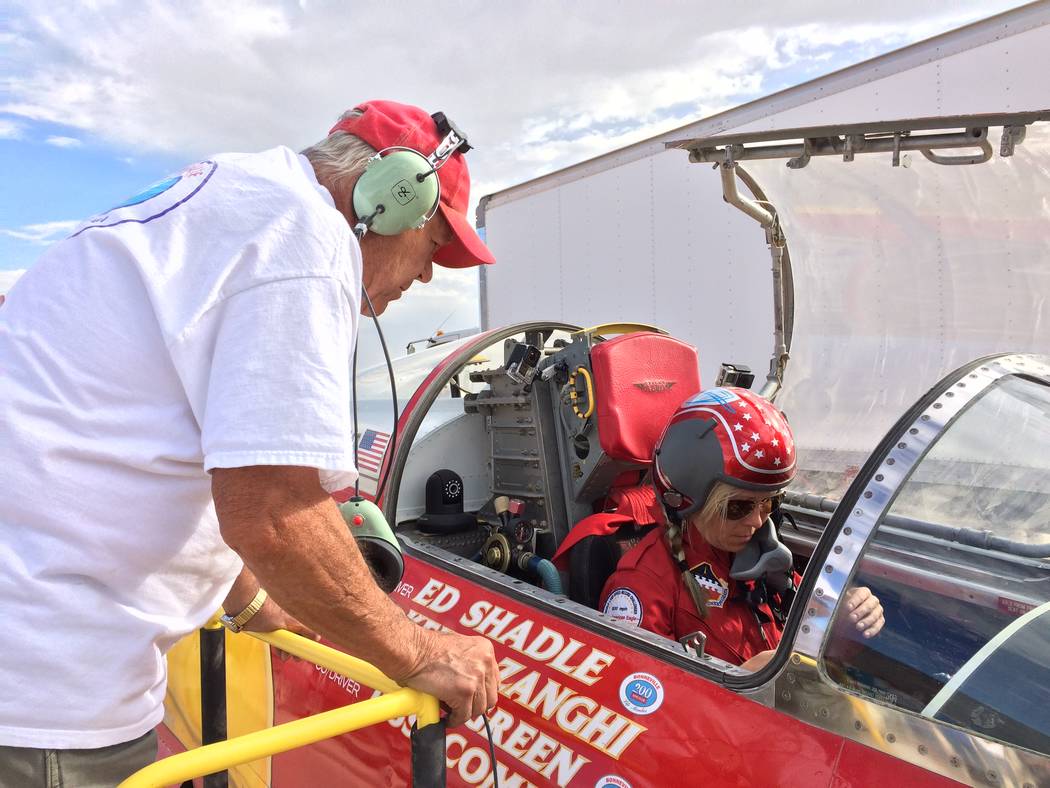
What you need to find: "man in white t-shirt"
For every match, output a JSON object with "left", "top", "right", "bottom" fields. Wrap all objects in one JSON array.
[{"left": 0, "top": 100, "right": 499, "bottom": 785}]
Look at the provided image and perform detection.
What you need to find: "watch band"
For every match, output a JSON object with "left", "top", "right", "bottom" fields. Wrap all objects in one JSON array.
[{"left": 221, "top": 588, "right": 268, "bottom": 633}]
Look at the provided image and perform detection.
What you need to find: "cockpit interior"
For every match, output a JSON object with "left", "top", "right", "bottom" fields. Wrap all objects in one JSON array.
[{"left": 393, "top": 326, "right": 704, "bottom": 609}]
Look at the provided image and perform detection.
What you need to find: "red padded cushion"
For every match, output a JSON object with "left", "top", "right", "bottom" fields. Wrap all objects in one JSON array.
[
  {"left": 590, "top": 333, "right": 700, "bottom": 464},
  {"left": 606, "top": 485, "right": 663, "bottom": 526}
]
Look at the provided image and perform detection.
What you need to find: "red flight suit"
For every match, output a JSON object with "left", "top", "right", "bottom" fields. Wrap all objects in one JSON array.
[{"left": 599, "top": 527, "right": 791, "bottom": 665}]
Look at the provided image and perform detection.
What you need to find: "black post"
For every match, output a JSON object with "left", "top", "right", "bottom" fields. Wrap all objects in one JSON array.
[
  {"left": 199, "top": 625, "right": 229, "bottom": 788},
  {"left": 410, "top": 719, "right": 447, "bottom": 788}
]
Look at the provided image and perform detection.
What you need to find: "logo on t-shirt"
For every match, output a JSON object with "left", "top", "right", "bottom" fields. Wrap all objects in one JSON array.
[
  {"left": 111, "top": 176, "right": 183, "bottom": 210},
  {"left": 595, "top": 777, "right": 632, "bottom": 788},
  {"left": 691, "top": 563, "right": 729, "bottom": 608},
  {"left": 602, "top": 587, "right": 642, "bottom": 626},
  {"left": 73, "top": 160, "right": 218, "bottom": 238}
]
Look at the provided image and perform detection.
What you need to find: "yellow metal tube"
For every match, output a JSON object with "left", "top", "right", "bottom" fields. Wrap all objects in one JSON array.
[
  {"left": 250, "top": 630, "right": 403, "bottom": 695},
  {"left": 120, "top": 688, "right": 425, "bottom": 788},
  {"left": 120, "top": 628, "right": 442, "bottom": 787},
  {"left": 250, "top": 631, "right": 442, "bottom": 727}
]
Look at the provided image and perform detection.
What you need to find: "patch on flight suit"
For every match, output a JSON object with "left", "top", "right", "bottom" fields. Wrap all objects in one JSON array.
[
  {"left": 603, "top": 588, "right": 643, "bottom": 626},
  {"left": 690, "top": 563, "right": 729, "bottom": 608}
]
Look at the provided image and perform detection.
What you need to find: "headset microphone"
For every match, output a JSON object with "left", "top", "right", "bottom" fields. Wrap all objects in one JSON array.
[{"left": 352, "top": 205, "right": 385, "bottom": 241}]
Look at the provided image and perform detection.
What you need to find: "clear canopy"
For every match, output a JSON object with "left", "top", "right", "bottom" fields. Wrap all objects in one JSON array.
[{"left": 743, "top": 125, "right": 1050, "bottom": 499}]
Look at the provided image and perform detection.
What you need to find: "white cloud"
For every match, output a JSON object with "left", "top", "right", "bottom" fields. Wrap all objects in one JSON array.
[
  {"left": 0, "top": 0, "right": 1025, "bottom": 361},
  {"left": 1, "top": 220, "right": 79, "bottom": 244},
  {"left": 0, "top": 119, "right": 23, "bottom": 139},
  {"left": 45, "top": 134, "right": 81, "bottom": 147},
  {"left": 0, "top": 3, "right": 1018, "bottom": 180}
]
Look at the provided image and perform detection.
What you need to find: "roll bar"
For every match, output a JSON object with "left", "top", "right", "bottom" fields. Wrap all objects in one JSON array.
[{"left": 119, "top": 629, "right": 443, "bottom": 788}]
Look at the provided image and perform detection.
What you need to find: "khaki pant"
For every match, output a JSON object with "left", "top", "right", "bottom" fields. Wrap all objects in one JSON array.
[{"left": 0, "top": 730, "right": 157, "bottom": 788}]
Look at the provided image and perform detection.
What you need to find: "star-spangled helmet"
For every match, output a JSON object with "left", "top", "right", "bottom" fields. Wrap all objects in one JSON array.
[{"left": 653, "top": 387, "right": 796, "bottom": 520}]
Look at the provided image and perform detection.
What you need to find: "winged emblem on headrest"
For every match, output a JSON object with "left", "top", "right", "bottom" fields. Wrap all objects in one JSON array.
[{"left": 633, "top": 380, "right": 676, "bottom": 392}]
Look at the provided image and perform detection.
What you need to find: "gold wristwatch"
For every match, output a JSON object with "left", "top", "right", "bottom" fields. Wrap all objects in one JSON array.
[{"left": 220, "top": 588, "right": 268, "bottom": 633}]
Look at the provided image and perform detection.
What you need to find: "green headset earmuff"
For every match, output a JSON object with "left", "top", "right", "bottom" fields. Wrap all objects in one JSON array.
[
  {"left": 350, "top": 112, "right": 470, "bottom": 240},
  {"left": 352, "top": 147, "right": 440, "bottom": 237}
]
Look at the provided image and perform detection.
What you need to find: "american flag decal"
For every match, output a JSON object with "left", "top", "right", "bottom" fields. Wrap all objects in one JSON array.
[{"left": 356, "top": 429, "right": 390, "bottom": 475}]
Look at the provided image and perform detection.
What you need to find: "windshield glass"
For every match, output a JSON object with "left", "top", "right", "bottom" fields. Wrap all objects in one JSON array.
[
  {"left": 822, "top": 370, "right": 1050, "bottom": 757},
  {"left": 926, "top": 604, "right": 1050, "bottom": 754},
  {"left": 891, "top": 374, "right": 1050, "bottom": 544}
]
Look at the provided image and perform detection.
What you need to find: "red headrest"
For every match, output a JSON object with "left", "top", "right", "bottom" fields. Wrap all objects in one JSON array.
[{"left": 590, "top": 333, "right": 701, "bottom": 464}]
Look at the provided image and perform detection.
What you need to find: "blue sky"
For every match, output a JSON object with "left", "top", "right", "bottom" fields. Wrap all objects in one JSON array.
[
  {"left": 0, "top": 0, "right": 1028, "bottom": 351},
  {"left": 0, "top": 122, "right": 183, "bottom": 270}
]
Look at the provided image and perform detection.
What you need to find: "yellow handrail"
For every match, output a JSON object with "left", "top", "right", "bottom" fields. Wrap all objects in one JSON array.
[
  {"left": 120, "top": 629, "right": 441, "bottom": 788},
  {"left": 253, "top": 630, "right": 403, "bottom": 697}
]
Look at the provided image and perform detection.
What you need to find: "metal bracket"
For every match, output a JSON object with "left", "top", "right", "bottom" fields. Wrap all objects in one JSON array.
[
  {"left": 719, "top": 162, "right": 774, "bottom": 227},
  {"left": 679, "top": 630, "right": 708, "bottom": 659},
  {"left": 843, "top": 134, "right": 864, "bottom": 163},
  {"left": 920, "top": 128, "right": 992, "bottom": 165},
  {"left": 1000, "top": 124, "right": 1027, "bottom": 156},
  {"left": 676, "top": 113, "right": 1048, "bottom": 169},
  {"left": 786, "top": 138, "right": 812, "bottom": 169}
]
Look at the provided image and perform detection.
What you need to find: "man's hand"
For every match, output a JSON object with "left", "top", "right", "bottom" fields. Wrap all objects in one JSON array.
[
  {"left": 843, "top": 586, "right": 884, "bottom": 638},
  {"left": 399, "top": 630, "right": 499, "bottom": 728},
  {"left": 213, "top": 465, "right": 499, "bottom": 724}
]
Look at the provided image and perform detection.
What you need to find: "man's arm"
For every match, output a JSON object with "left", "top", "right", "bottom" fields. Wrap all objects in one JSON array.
[
  {"left": 223, "top": 565, "right": 317, "bottom": 640},
  {"left": 212, "top": 465, "right": 498, "bottom": 726}
]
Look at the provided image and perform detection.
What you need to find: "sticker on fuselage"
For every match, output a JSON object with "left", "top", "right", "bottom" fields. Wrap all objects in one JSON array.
[
  {"left": 71, "top": 160, "right": 217, "bottom": 238},
  {"left": 619, "top": 671, "right": 664, "bottom": 716},
  {"left": 602, "top": 588, "right": 643, "bottom": 626},
  {"left": 690, "top": 562, "right": 729, "bottom": 608},
  {"left": 595, "top": 777, "right": 632, "bottom": 788}
]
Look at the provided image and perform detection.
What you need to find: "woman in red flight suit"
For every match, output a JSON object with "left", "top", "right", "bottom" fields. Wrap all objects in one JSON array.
[{"left": 599, "top": 387, "right": 883, "bottom": 670}]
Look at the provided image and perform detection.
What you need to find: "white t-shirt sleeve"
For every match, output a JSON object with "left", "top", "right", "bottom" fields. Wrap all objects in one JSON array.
[{"left": 169, "top": 274, "right": 359, "bottom": 489}]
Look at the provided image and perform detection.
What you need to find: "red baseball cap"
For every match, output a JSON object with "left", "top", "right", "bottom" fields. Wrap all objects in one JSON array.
[{"left": 329, "top": 100, "right": 495, "bottom": 268}]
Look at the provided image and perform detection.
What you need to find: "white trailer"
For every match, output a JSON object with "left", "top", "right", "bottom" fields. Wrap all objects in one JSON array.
[{"left": 477, "top": 2, "right": 1050, "bottom": 500}]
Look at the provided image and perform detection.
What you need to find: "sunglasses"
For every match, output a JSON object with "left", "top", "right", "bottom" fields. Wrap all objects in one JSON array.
[{"left": 725, "top": 493, "right": 784, "bottom": 521}]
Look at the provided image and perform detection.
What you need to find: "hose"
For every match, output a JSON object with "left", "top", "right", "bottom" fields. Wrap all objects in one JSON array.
[{"left": 525, "top": 555, "right": 564, "bottom": 595}]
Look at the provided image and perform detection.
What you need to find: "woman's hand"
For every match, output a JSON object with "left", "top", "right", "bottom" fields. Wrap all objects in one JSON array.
[
  {"left": 843, "top": 586, "right": 884, "bottom": 639},
  {"left": 740, "top": 649, "right": 775, "bottom": 671}
]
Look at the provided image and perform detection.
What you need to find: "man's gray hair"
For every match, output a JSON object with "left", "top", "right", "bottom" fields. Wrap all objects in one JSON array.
[{"left": 300, "top": 109, "right": 377, "bottom": 196}]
